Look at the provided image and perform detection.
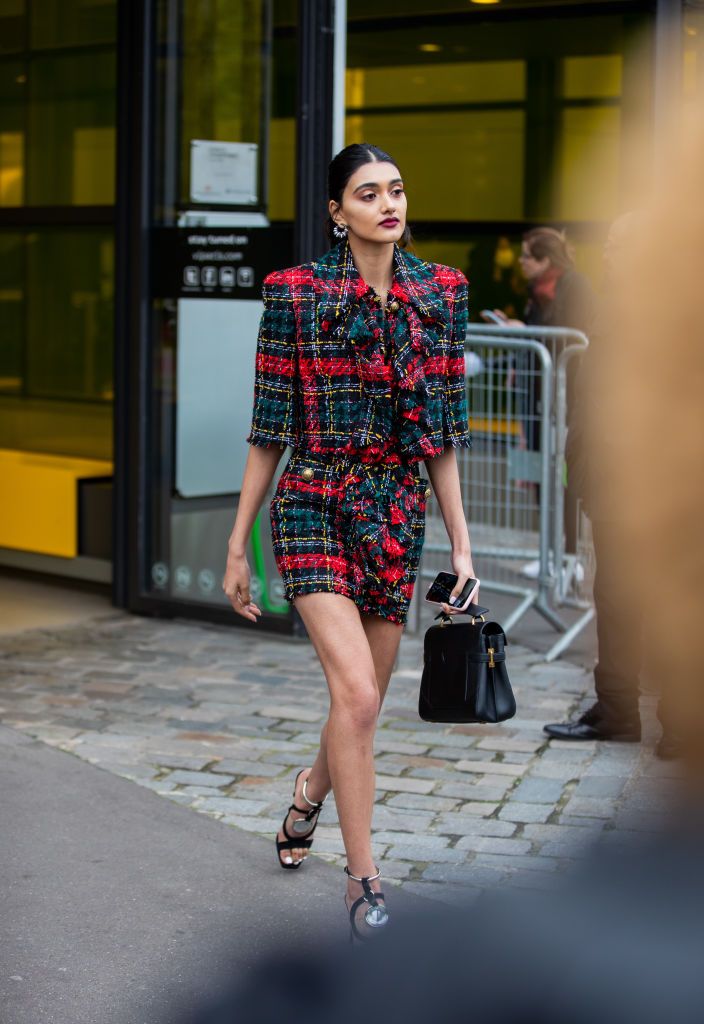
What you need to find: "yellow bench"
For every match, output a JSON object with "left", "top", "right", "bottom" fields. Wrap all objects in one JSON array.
[{"left": 0, "top": 449, "right": 113, "bottom": 559}]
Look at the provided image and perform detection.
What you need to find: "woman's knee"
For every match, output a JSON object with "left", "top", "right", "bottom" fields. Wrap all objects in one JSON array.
[{"left": 330, "top": 679, "right": 380, "bottom": 732}]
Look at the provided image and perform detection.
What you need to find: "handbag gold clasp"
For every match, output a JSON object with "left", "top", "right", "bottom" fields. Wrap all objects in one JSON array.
[
  {"left": 488, "top": 647, "right": 495, "bottom": 668},
  {"left": 470, "top": 614, "right": 485, "bottom": 625}
]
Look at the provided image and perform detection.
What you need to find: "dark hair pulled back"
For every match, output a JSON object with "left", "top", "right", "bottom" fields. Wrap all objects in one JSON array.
[
  {"left": 326, "top": 142, "right": 412, "bottom": 248},
  {"left": 522, "top": 227, "right": 575, "bottom": 270}
]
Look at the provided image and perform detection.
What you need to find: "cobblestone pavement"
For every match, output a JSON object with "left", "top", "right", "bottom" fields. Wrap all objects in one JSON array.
[{"left": 0, "top": 610, "right": 682, "bottom": 905}]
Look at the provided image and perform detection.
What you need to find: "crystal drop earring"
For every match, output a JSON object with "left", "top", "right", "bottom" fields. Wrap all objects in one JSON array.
[{"left": 333, "top": 222, "right": 348, "bottom": 240}]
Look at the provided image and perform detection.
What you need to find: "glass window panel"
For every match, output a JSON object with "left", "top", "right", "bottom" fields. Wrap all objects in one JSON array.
[
  {"left": 562, "top": 55, "right": 622, "bottom": 99},
  {"left": 346, "top": 110, "right": 524, "bottom": 221},
  {"left": 0, "top": 60, "right": 25, "bottom": 205},
  {"left": 179, "top": 0, "right": 264, "bottom": 205},
  {"left": 347, "top": 60, "right": 525, "bottom": 108},
  {"left": 0, "top": 0, "right": 26, "bottom": 54},
  {"left": 30, "top": 0, "right": 116, "bottom": 49},
  {"left": 0, "top": 395, "right": 113, "bottom": 457},
  {"left": 268, "top": 118, "right": 295, "bottom": 220},
  {"left": 0, "top": 232, "right": 23, "bottom": 393},
  {"left": 556, "top": 106, "right": 621, "bottom": 221},
  {"left": 267, "top": 16, "right": 296, "bottom": 219},
  {"left": 26, "top": 229, "right": 114, "bottom": 401},
  {"left": 27, "top": 51, "right": 116, "bottom": 205}
]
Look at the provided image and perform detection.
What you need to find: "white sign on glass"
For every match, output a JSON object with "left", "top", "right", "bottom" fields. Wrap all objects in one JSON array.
[{"left": 190, "top": 140, "right": 258, "bottom": 205}]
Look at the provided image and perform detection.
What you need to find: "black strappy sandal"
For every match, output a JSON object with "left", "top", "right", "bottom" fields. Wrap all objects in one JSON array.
[
  {"left": 344, "top": 866, "right": 389, "bottom": 943},
  {"left": 275, "top": 769, "right": 327, "bottom": 870}
]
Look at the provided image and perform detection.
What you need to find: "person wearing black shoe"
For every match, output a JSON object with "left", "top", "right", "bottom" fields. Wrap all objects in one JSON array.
[{"left": 543, "top": 214, "right": 672, "bottom": 753}]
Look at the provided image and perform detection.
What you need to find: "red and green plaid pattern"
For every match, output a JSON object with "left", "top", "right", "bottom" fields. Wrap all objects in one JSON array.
[
  {"left": 247, "top": 239, "right": 471, "bottom": 456},
  {"left": 270, "top": 450, "right": 427, "bottom": 624},
  {"left": 247, "top": 239, "right": 471, "bottom": 622}
]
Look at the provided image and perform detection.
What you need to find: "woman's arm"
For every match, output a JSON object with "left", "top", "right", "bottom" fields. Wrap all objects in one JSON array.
[
  {"left": 224, "top": 270, "right": 298, "bottom": 622},
  {"left": 425, "top": 448, "right": 478, "bottom": 613},
  {"left": 223, "top": 444, "right": 284, "bottom": 622}
]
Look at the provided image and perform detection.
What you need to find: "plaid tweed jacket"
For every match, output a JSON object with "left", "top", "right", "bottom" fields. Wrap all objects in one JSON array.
[{"left": 247, "top": 239, "right": 470, "bottom": 460}]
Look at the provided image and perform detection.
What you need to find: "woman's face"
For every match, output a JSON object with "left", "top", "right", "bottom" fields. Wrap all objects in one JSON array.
[
  {"left": 518, "top": 242, "right": 551, "bottom": 281},
  {"left": 330, "top": 160, "right": 407, "bottom": 245}
]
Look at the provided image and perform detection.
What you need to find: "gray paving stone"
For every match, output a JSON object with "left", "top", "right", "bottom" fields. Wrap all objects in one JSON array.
[
  {"left": 155, "top": 755, "right": 216, "bottom": 771},
  {"left": 521, "top": 822, "right": 604, "bottom": 843},
  {"left": 257, "top": 705, "right": 324, "bottom": 723},
  {"left": 574, "top": 775, "right": 627, "bottom": 798},
  {"left": 560, "top": 796, "right": 618, "bottom": 818},
  {"left": 0, "top": 604, "right": 656, "bottom": 903},
  {"left": 195, "top": 796, "right": 272, "bottom": 816},
  {"left": 374, "top": 774, "right": 434, "bottom": 795},
  {"left": 373, "top": 738, "right": 430, "bottom": 756},
  {"left": 498, "top": 802, "right": 552, "bottom": 824},
  {"left": 455, "top": 760, "right": 528, "bottom": 777},
  {"left": 209, "top": 759, "right": 289, "bottom": 777},
  {"left": 436, "top": 780, "right": 514, "bottom": 801},
  {"left": 372, "top": 830, "right": 450, "bottom": 851},
  {"left": 386, "top": 844, "right": 467, "bottom": 864},
  {"left": 454, "top": 835, "right": 532, "bottom": 855},
  {"left": 510, "top": 777, "right": 566, "bottom": 804},
  {"left": 372, "top": 807, "right": 435, "bottom": 832},
  {"left": 476, "top": 737, "right": 545, "bottom": 753},
  {"left": 433, "top": 815, "right": 517, "bottom": 838},
  {"left": 164, "top": 769, "right": 235, "bottom": 788},
  {"left": 422, "top": 863, "right": 507, "bottom": 886},
  {"left": 385, "top": 793, "right": 459, "bottom": 813}
]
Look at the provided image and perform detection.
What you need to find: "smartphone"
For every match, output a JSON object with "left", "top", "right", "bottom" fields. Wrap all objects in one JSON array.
[
  {"left": 425, "top": 571, "right": 480, "bottom": 612},
  {"left": 480, "top": 309, "right": 507, "bottom": 326}
]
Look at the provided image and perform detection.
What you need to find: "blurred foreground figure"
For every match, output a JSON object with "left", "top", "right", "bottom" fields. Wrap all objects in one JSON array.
[
  {"left": 544, "top": 213, "right": 655, "bottom": 746},
  {"left": 546, "top": 119, "right": 704, "bottom": 771},
  {"left": 185, "top": 824, "right": 704, "bottom": 1024}
]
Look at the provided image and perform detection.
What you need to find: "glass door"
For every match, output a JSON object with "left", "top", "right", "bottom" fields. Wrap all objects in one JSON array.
[{"left": 138, "top": 0, "right": 297, "bottom": 628}]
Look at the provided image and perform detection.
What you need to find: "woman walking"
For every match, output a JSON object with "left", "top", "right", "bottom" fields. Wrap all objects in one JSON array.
[{"left": 222, "top": 143, "right": 476, "bottom": 940}]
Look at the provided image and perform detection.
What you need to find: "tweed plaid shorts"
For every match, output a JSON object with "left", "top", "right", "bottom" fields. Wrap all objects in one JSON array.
[{"left": 269, "top": 449, "right": 429, "bottom": 624}]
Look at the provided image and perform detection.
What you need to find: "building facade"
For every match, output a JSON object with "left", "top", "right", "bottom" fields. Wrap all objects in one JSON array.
[{"left": 0, "top": 0, "right": 701, "bottom": 631}]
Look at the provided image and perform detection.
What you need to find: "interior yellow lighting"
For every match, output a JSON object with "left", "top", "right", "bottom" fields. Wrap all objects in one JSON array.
[
  {"left": 0, "top": 450, "right": 113, "bottom": 558},
  {"left": 418, "top": 43, "right": 442, "bottom": 53},
  {"left": 470, "top": 1, "right": 501, "bottom": 5}
]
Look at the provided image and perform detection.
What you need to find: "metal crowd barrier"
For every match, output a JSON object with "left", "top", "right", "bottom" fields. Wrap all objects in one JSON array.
[{"left": 411, "top": 324, "right": 592, "bottom": 662}]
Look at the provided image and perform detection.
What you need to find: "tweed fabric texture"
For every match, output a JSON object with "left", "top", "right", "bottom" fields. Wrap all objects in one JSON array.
[
  {"left": 246, "top": 239, "right": 471, "bottom": 457},
  {"left": 247, "top": 240, "right": 471, "bottom": 623},
  {"left": 270, "top": 449, "right": 426, "bottom": 624}
]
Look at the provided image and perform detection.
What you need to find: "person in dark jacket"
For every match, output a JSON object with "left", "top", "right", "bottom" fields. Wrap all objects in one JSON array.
[
  {"left": 484, "top": 227, "right": 596, "bottom": 563},
  {"left": 543, "top": 212, "right": 678, "bottom": 756}
]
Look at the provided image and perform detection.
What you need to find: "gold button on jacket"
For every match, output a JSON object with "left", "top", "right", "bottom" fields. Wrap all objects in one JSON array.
[{"left": 301, "top": 467, "right": 314, "bottom": 481}]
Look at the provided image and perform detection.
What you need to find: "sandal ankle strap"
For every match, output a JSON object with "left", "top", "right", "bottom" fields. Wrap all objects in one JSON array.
[
  {"left": 344, "top": 865, "right": 381, "bottom": 884},
  {"left": 301, "top": 776, "right": 326, "bottom": 810}
]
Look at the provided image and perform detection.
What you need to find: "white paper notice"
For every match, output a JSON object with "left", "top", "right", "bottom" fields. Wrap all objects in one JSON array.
[{"left": 190, "top": 140, "right": 258, "bottom": 204}]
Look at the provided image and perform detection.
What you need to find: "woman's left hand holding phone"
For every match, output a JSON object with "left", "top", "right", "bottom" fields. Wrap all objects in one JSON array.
[{"left": 441, "top": 551, "right": 479, "bottom": 616}]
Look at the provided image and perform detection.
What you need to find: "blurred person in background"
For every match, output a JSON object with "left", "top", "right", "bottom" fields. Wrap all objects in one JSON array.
[
  {"left": 483, "top": 227, "right": 596, "bottom": 571},
  {"left": 543, "top": 213, "right": 655, "bottom": 747}
]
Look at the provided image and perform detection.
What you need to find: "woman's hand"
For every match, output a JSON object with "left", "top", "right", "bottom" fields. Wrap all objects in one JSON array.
[
  {"left": 482, "top": 308, "right": 525, "bottom": 328},
  {"left": 440, "top": 551, "right": 479, "bottom": 616},
  {"left": 222, "top": 548, "right": 262, "bottom": 623}
]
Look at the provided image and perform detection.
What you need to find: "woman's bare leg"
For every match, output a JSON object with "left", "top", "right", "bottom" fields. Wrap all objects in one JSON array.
[{"left": 280, "top": 595, "right": 402, "bottom": 932}]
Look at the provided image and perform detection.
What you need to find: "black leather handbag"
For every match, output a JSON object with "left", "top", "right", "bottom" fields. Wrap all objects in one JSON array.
[{"left": 418, "top": 608, "right": 516, "bottom": 724}]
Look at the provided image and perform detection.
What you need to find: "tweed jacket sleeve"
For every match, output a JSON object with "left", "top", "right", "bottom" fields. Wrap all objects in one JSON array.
[
  {"left": 442, "top": 271, "right": 471, "bottom": 448},
  {"left": 246, "top": 272, "right": 299, "bottom": 449}
]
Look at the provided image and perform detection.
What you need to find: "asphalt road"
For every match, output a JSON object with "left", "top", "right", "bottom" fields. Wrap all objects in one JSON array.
[{"left": 0, "top": 725, "right": 423, "bottom": 1024}]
